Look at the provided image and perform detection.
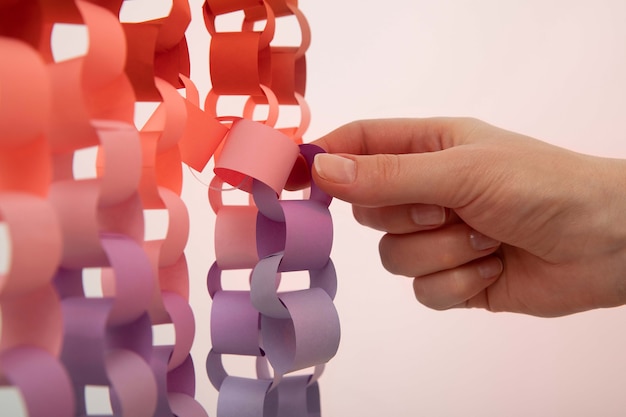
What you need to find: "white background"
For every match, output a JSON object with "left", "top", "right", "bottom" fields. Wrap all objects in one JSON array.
[{"left": 4, "top": 1, "right": 626, "bottom": 416}]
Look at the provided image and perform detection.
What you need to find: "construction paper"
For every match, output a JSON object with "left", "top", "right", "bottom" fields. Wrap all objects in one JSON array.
[
  {"left": 0, "top": 346, "right": 75, "bottom": 417},
  {"left": 211, "top": 290, "right": 263, "bottom": 356},
  {"left": 1, "top": 1, "right": 335, "bottom": 416},
  {"left": 214, "top": 118, "right": 300, "bottom": 194},
  {"left": 0, "top": 194, "right": 61, "bottom": 296}
]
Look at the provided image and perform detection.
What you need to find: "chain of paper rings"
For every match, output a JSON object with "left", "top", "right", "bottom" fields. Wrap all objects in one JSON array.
[
  {"left": 0, "top": 0, "right": 339, "bottom": 416},
  {"left": 202, "top": 1, "right": 340, "bottom": 416}
]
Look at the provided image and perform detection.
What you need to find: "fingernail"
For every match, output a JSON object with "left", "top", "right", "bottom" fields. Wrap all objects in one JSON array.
[
  {"left": 314, "top": 154, "right": 356, "bottom": 184},
  {"left": 469, "top": 230, "right": 500, "bottom": 251},
  {"left": 410, "top": 205, "right": 446, "bottom": 226},
  {"left": 478, "top": 257, "right": 503, "bottom": 279}
]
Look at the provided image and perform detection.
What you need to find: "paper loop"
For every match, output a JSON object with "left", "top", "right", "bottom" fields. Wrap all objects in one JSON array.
[
  {"left": 0, "top": 347, "right": 75, "bottom": 417},
  {"left": 215, "top": 205, "right": 260, "bottom": 270},
  {"left": 203, "top": 0, "right": 276, "bottom": 49},
  {"left": 0, "top": 284, "right": 63, "bottom": 356},
  {"left": 0, "top": 38, "right": 50, "bottom": 147},
  {"left": 93, "top": 120, "right": 142, "bottom": 207},
  {"left": 211, "top": 290, "right": 263, "bottom": 356},
  {"left": 261, "top": 288, "right": 340, "bottom": 375},
  {"left": 205, "top": 84, "right": 280, "bottom": 126},
  {"left": 208, "top": 175, "right": 256, "bottom": 215},
  {"left": 214, "top": 118, "right": 299, "bottom": 194},
  {"left": 250, "top": 254, "right": 337, "bottom": 319},
  {"left": 99, "top": 234, "right": 154, "bottom": 326},
  {"left": 217, "top": 376, "right": 278, "bottom": 417},
  {"left": 210, "top": 31, "right": 271, "bottom": 96},
  {"left": 256, "top": 200, "right": 332, "bottom": 271},
  {"left": 0, "top": 194, "right": 61, "bottom": 297},
  {"left": 169, "top": 392, "right": 210, "bottom": 417},
  {"left": 162, "top": 291, "right": 196, "bottom": 370},
  {"left": 167, "top": 353, "right": 197, "bottom": 396}
]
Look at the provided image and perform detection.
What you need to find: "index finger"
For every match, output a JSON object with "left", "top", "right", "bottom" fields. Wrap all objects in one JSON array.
[{"left": 311, "top": 117, "right": 478, "bottom": 156}]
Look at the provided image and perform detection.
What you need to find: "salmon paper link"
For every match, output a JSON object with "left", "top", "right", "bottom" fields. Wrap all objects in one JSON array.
[
  {"left": 0, "top": 284, "right": 63, "bottom": 356},
  {"left": 0, "top": 37, "right": 50, "bottom": 147},
  {"left": 215, "top": 205, "right": 259, "bottom": 270},
  {"left": 0, "top": 194, "right": 61, "bottom": 297},
  {"left": 177, "top": 75, "right": 230, "bottom": 172},
  {"left": 214, "top": 118, "right": 299, "bottom": 194},
  {"left": 75, "top": 0, "right": 136, "bottom": 123}
]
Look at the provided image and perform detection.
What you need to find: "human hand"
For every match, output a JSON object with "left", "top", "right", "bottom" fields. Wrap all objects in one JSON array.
[{"left": 311, "top": 118, "right": 626, "bottom": 317}]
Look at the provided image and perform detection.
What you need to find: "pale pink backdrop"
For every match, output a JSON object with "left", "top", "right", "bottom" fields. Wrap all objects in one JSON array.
[{"left": 31, "top": 1, "right": 626, "bottom": 416}]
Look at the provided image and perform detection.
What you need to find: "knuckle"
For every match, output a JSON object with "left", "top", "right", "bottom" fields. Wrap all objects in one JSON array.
[{"left": 374, "top": 154, "right": 402, "bottom": 183}]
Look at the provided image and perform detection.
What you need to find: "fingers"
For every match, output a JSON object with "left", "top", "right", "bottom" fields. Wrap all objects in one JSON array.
[
  {"left": 312, "top": 147, "right": 481, "bottom": 209},
  {"left": 412, "top": 256, "right": 503, "bottom": 310},
  {"left": 378, "top": 223, "right": 501, "bottom": 277},
  {"left": 352, "top": 204, "right": 453, "bottom": 234}
]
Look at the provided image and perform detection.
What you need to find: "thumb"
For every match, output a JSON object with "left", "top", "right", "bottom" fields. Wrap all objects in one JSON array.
[{"left": 312, "top": 150, "right": 475, "bottom": 208}]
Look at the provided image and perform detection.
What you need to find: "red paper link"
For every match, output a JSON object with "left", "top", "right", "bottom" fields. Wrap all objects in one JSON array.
[{"left": 210, "top": 31, "right": 271, "bottom": 96}]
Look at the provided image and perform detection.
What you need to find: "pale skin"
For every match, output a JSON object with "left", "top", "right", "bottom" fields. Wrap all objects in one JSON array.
[{"left": 310, "top": 117, "right": 626, "bottom": 317}]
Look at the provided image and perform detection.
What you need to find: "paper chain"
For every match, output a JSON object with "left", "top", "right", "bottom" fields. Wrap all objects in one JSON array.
[{"left": 0, "top": 0, "right": 339, "bottom": 416}]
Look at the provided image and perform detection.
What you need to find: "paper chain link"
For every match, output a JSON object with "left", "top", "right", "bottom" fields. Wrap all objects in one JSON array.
[{"left": 0, "top": 0, "right": 339, "bottom": 416}]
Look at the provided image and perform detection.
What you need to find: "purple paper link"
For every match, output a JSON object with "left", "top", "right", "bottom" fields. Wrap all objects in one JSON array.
[
  {"left": 298, "top": 144, "right": 332, "bottom": 208},
  {"left": 150, "top": 345, "right": 176, "bottom": 417},
  {"left": 105, "top": 348, "right": 158, "bottom": 417},
  {"left": 252, "top": 178, "right": 284, "bottom": 222},
  {"left": 53, "top": 267, "right": 84, "bottom": 298},
  {"left": 0, "top": 346, "right": 75, "bottom": 417},
  {"left": 205, "top": 349, "right": 228, "bottom": 390},
  {"left": 306, "top": 382, "right": 321, "bottom": 417},
  {"left": 250, "top": 254, "right": 289, "bottom": 319},
  {"left": 162, "top": 291, "right": 195, "bottom": 371},
  {"left": 276, "top": 375, "right": 309, "bottom": 417},
  {"left": 211, "top": 290, "right": 263, "bottom": 356},
  {"left": 207, "top": 261, "right": 223, "bottom": 298},
  {"left": 100, "top": 233, "right": 155, "bottom": 326},
  {"left": 168, "top": 392, "right": 209, "bottom": 417},
  {"left": 251, "top": 255, "right": 337, "bottom": 319},
  {"left": 106, "top": 312, "right": 152, "bottom": 362},
  {"left": 256, "top": 200, "right": 332, "bottom": 272},
  {"left": 167, "top": 354, "right": 196, "bottom": 397},
  {"left": 61, "top": 297, "right": 113, "bottom": 385},
  {"left": 216, "top": 376, "right": 277, "bottom": 417},
  {"left": 310, "top": 259, "right": 337, "bottom": 300},
  {"left": 261, "top": 288, "right": 340, "bottom": 375}
]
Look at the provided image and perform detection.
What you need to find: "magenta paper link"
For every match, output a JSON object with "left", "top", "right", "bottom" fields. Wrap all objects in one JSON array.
[{"left": 255, "top": 199, "right": 333, "bottom": 271}]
